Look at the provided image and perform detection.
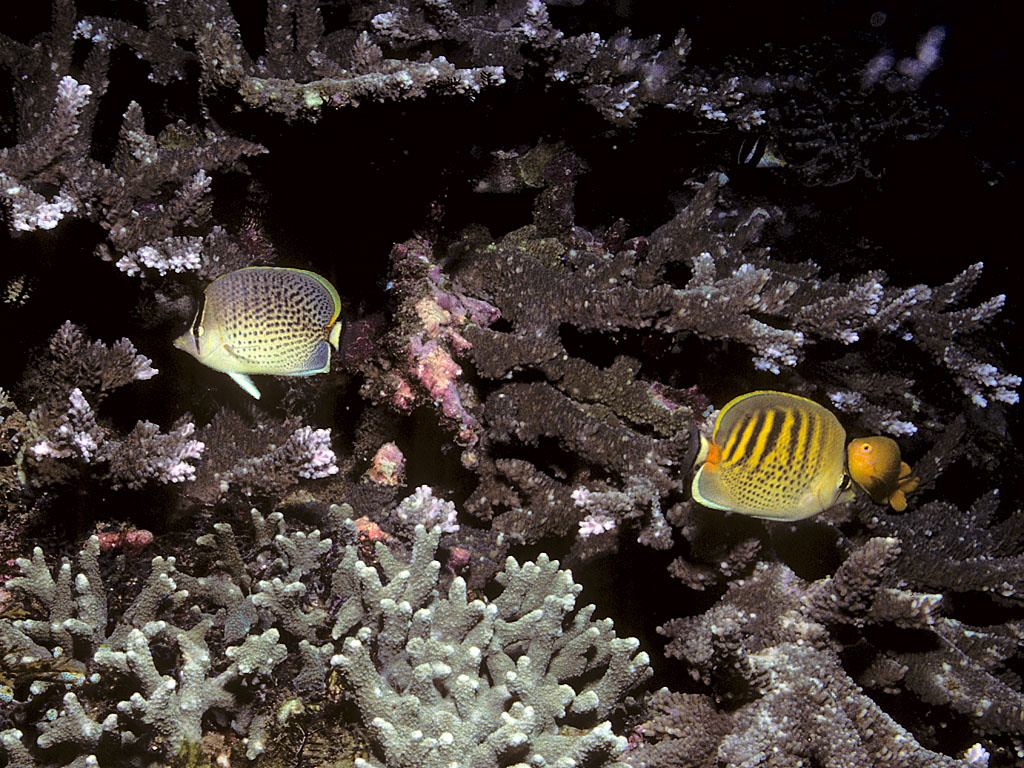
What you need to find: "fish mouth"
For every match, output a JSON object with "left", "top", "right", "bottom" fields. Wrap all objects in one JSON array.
[{"left": 172, "top": 333, "right": 195, "bottom": 354}]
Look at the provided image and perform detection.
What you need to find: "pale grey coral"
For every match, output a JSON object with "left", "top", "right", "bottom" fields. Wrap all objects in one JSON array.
[
  {"left": 184, "top": 502, "right": 650, "bottom": 767},
  {"left": 1, "top": 498, "right": 651, "bottom": 765},
  {"left": 330, "top": 523, "right": 652, "bottom": 768},
  {"left": 98, "top": 620, "right": 287, "bottom": 752},
  {"left": 0, "top": 535, "right": 290, "bottom": 766}
]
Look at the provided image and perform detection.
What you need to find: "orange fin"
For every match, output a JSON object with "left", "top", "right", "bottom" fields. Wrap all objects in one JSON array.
[{"left": 889, "top": 490, "right": 908, "bottom": 512}]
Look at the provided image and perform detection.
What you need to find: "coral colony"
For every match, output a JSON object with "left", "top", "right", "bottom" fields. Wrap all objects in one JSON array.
[{"left": 0, "top": 2, "right": 1019, "bottom": 767}]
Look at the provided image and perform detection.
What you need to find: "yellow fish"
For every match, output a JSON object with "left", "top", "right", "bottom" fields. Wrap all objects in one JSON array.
[
  {"left": 691, "top": 390, "right": 854, "bottom": 520},
  {"left": 174, "top": 267, "right": 343, "bottom": 399},
  {"left": 847, "top": 437, "right": 920, "bottom": 512}
]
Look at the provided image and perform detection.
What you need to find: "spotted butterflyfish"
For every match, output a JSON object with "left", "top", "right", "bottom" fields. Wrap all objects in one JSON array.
[
  {"left": 690, "top": 390, "right": 854, "bottom": 520},
  {"left": 847, "top": 436, "right": 920, "bottom": 512},
  {"left": 173, "top": 267, "right": 343, "bottom": 399}
]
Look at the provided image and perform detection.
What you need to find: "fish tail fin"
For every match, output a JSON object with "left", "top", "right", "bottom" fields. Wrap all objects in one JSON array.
[
  {"left": 889, "top": 490, "right": 908, "bottom": 512},
  {"left": 328, "top": 319, "right": 343, "bottom": 350}
]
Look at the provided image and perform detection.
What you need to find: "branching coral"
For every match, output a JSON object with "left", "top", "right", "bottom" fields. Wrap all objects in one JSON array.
[
  {"left": 0, "top": 61, "right": 263, "bottom": 277},
  {"left": 0, "top": 497, "right": 650, "bottom": 766},
  {"left": 186, "top": 408, "right": 340, "bottom": 503},
  {"left": 8, "top": 323, "right": 204, "bottom": 492},
  {"left": 329, "top": 523, "right": 652, "bottom": 768},
  {"left": 364, "top": 169, "right": 1014, "bottom": 549},
  {"left": 645, "top": 534, "right": 1017, "bottom": 767}
]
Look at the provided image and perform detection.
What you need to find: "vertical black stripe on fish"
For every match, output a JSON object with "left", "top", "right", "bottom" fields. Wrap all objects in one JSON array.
[
  {"left": 720, "top": 412, "right": 749, "bottom": 464},
  {"left": 748, "top": 408, "right": 780, "bottom": 471},
  {"left": 727, "top": 411, "right": 763, "bottom": 467},
  {"left": 783, "top": 407, "right": 802, "bottom": 472},
  {"left": 807, "top": 411, "right": 825, "bottom": 476}
]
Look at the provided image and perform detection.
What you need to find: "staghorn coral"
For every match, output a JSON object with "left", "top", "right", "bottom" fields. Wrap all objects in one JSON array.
[
  {"left": 19, "top": 321, "right": 158, "bottom": 407},
  {"left": 644, "top": 533, "right": 1020, "bottom": 767},
  {"left": 8, "top": 323, "right": 204, "bottom": 493},
  {"left": 186, "top": 408, "right": 340, "bottom": 503},
  {"left": 0, "top": 496, "right": 651, "bottom": 766},
  {"left": 366, "top": 167, "right": 1013, "bottom": 549},
  {"left": 0, "top": 62, "right": 262, "bottom": 278},
  {"left": 329, "top": 522, "right": 652, "bottom": 768}
]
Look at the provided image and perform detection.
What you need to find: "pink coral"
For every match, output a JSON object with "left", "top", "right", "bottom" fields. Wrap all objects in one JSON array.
[
  {"left": 447, "top": 546, "right": 472, "bottom": 575},
  {"left": 370, "top": 237, "right": 499, "bottom": 447},
  {"left": 413, "top": 342, "right": 462, "bottom": 404},
  {"left": 353, "top": 516, "right": 390, "bottom": 543},
  {"left": 93, "top": 529, "right": 154, "bottom": 553},
  {"left": 366, "top": 442, "right": 406, "bottom": 486}
]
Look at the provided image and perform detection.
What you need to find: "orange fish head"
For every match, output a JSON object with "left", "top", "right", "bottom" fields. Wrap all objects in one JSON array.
[{"left": 847, "top": 436, "right": 901, "bottom": 484}]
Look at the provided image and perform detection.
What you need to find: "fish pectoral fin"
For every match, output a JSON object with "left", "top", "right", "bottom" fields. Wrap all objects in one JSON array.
[
  {"left": 227, "top": 371, "right": 262, "bottom": 399},
  {"left": 899, "top": 475, "right": 921, "bottom": 494},
  {"left": 222, "top": 342, "right": 261, "bottom": 365},
  {"left": 888, "top": 490, "right": 908, "bottom": 512},
  {"left": 897, "top": 462, "right": 921, "bottom": 494}
]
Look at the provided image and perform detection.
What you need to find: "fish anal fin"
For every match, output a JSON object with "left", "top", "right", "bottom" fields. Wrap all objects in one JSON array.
[
  {"left": 287, "top": 341, "right": 330, "bottom": 376},
  {"left": 889, "top": 490, "right": 907, "bottom": 512},
  {"left": 228, "top": 371, "right": 262, "bottom": 399}
]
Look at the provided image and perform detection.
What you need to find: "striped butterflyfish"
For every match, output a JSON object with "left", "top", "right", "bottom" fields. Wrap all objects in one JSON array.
[
  {"left": 174, "top": 267, "right": 343, "bottom": 399},
  {"left": 691, "top": 390, "right": 853, "bottom": 520}
]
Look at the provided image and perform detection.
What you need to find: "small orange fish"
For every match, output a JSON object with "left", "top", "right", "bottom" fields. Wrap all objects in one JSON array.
[{"left": 847, "top": 437, "right": 920, "bottom": 512}]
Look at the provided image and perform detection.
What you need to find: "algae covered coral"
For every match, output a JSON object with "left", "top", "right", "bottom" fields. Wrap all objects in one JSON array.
[{"left": 1, "top": 1, "right": 1022, "bottom": 767}]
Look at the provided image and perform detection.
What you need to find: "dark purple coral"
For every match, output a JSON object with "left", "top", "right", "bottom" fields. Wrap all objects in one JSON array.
[{"left": 645, "top": 538, "right": 996, "bottom": 767}]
